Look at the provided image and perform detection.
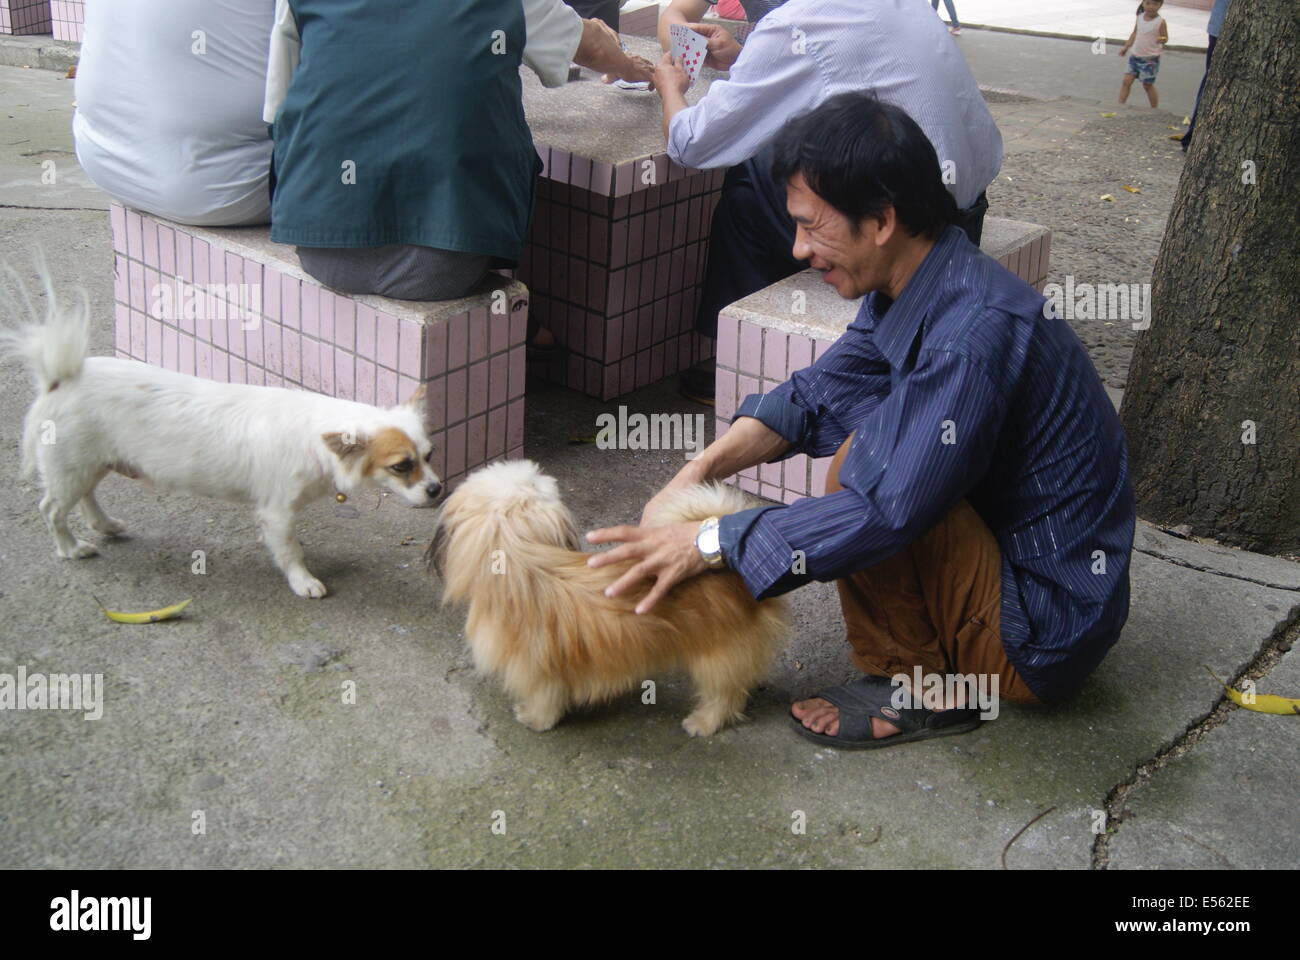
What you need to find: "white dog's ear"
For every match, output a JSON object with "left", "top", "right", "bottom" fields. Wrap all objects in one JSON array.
[
  {"left": 322, "top": 431, "right": 368, "bottom": 461},
  {"left": 404, "top": 384, "right": 433, "bottom": 431}
]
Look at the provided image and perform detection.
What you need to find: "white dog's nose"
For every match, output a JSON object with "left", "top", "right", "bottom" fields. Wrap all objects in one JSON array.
[{"left": 425, "top": 480, "right": 443, "bottom": 500}]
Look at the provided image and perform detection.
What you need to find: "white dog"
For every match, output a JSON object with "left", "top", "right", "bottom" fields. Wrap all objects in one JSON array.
[{"left": 2, "top": 267, "right": 441, "bottom": 598}]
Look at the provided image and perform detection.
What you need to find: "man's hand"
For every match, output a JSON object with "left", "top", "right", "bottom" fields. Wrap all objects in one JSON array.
[
  {"left": 690, "top": 22, "right": 742, "bottom": 71},
  {"left": 576, "top": 17, "right": 650, "bottom": 83},
  {"left": 585, "top": 521, "right": 707, "bottom": 614},
  {"left": 653, "top": 51, "right": 691, "bottom": 100},
  {"left": 602, "top": 52, "right": 656, "bottom": 86}
]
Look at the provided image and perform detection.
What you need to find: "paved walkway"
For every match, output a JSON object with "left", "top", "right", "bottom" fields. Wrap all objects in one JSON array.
[
  {"left": 619, "top": 0, "right": 1213, "bottom": 51},
  {"left": 940, "top": 0, "right": 1209, "bottom": 50},
  {"left": 1, "top": 62, "right": 1294, "bottom": 870}
]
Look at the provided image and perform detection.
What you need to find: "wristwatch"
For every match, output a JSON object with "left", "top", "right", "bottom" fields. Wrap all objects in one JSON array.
[{"left": 696, "top": 516, "right": 725, "bottom": 569}]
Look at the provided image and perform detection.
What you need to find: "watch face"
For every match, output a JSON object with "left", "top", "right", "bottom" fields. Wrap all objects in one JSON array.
[{"left": 698, "top": 526, "right": 720, "bottom": 556}]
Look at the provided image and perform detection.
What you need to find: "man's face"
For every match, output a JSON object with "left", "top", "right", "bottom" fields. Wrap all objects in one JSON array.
[{"left": 786, "top": 173, "right": 891, "bottom": 300}]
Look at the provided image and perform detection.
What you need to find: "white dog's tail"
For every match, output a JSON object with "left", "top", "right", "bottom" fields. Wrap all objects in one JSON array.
[
  {"left": 1, "top": 257, "right": 91, "bottom": 479},
  {"left": 0, "top": 256, "right": 90, "bottom": 396}
]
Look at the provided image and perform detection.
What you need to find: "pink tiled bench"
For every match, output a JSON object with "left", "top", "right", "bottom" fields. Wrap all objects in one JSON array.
[
  {"left": 716, "top": 217, "right": 1051, "bottom": 504},
  {"left": 1, "top": 0, "right": 51, "bottom": 35},
  {"left": 50, "top": 0, "right": 81, "bottom": 41},
  {"left": 518, "top": 34, "right": 721, "bottom": 400},
  {"left": 109, "top": 203, "right": 529, "bottom": 489},
  {"left": 519, "top": 155, "right": 722, "bottom": 401}
]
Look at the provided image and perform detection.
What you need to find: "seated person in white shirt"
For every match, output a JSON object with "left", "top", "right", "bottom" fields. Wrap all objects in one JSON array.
[
  {"left": 74, "top": 0, "right": 276, "bottom": 227},
  {"left": 652, "top": 0, "right": 1003, "bottom": 403}
]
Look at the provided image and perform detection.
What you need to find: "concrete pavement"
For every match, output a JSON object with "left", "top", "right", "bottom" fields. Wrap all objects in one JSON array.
[
  {"left": 1, "top": 62, "right": 1296, "bottom": 869},
  {"left": 928, "top": 0, "right": 1210, "bottom": 51}
]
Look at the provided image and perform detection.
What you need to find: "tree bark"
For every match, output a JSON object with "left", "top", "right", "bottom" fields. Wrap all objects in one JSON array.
[{"left": 1119, "top": 0, "right": 1300, "bottom": 554}]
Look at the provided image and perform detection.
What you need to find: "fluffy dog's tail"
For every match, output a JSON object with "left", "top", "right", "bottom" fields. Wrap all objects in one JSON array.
[
  {"left": 650, "top": 481, "right": 758, "bottom": 526},
  {"left": 0, "top": 255, "right": 90, "bottom": 396},
  {"left": 1, "top": 255, "right": 91, "bottom": 478}
]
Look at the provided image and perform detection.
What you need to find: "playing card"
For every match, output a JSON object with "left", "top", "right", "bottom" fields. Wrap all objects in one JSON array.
[{"left": 669, "top": 23, "right": 708, "bottom": 86}]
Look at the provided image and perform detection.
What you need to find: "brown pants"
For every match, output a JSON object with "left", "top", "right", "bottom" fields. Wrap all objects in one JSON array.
[{"left": 825, "top": 436, "right": 1040, "bottom": 705}]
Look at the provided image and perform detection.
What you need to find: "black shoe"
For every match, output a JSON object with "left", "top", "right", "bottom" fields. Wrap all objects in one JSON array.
[{"left": 678, "top": 359, "right": 716, "bottom": 406}]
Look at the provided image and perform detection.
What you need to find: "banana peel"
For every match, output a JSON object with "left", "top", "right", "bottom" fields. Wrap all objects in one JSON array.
[
  {"left": 1204, "top": 666, "right": 1300, "bottom": 715},
  {"left": 93, "top": 596, "right": 193, "bottom": 624}
]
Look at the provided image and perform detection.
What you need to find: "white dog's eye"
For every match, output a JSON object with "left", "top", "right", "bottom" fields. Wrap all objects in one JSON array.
[{"left": 390, "top": 458, "right": 415, "bottom": 474}]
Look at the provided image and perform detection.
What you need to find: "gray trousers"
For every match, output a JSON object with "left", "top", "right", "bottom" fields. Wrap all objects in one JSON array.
[{"left": 296, "top": 244, "right": 491, "bottom": 302}]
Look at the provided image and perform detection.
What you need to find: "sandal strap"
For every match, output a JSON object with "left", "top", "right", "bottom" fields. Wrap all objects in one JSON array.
[{"left": 817, "top": 676, "right": 981, "bottom": 735}]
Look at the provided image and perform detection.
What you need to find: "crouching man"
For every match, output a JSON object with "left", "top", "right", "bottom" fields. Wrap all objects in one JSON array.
[{"left": 588, "top": 92, "right": 1135, "bottom": 748}]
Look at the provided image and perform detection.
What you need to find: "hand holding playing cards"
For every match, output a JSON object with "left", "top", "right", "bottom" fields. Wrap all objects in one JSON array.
[
  {"left": 668, "top": 22, "right": 710, "bottom": 88},
  {"left": 689, "top": 23, "right": 742, "bottom": 71},
  {"left": 653, "top": 51, "right": 690, "bottom": 100}
]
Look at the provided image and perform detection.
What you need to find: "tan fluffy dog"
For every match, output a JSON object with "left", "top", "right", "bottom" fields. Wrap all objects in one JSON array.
[{"left": 432, "top": 460, "right": 786, "bottom": 736}]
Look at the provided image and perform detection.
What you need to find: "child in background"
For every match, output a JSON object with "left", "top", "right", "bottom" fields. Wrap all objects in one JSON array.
[
  {"left": 1119, "top": 0, "right": 1169, "bottom": 108},
  {"left": 931, "top": 0, "right": 962, "bottom": 36}
]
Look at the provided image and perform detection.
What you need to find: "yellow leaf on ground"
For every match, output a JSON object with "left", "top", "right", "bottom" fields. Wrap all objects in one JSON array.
[
  {"left": 94, "top": 596, "right": 193, "bottom": 624},
  {"left": 1122, "top": 185, "right": 1141, "bottom": 193},
  {"left": 1101, "top": 112, "right": 1117, "bottom": 117},
  {"left": 1099, "top": 194, "right": 1115, "bottom": 202},
  {"left": 1204, "top": 666, "right": 1300, "bottom": 715}
]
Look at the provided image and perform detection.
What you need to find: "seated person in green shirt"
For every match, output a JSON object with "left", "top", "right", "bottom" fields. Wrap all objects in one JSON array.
[{"left": 264, "top": 0, "right": 652, "bottom": 302}]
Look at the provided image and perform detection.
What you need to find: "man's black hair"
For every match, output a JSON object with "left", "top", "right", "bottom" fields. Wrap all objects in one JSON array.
[{"left": 770, "top": 91, "right": 959, "bottom": 241}]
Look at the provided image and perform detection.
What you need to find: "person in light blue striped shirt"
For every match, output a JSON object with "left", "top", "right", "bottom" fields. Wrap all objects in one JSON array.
[
  {"left": 651, "top": 0, "right": 1002, "bottom": 403},
  {"left": 588, "top": 93, "right": 1134, "bottom": 748}
]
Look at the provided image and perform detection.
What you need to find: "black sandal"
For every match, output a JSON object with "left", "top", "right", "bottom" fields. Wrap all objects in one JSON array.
[{"left": 789, "top": 675, "right": 983, "bottom": 750}]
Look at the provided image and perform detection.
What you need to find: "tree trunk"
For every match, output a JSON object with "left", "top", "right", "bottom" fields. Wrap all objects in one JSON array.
[{"left": 1119, "top": 0, "right": 1300, "bottom": 555}]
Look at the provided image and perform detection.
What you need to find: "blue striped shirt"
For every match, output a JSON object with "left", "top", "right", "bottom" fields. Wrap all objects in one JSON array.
[{"left": 718, "top": 226, "right": 1135, "bottom": 701}]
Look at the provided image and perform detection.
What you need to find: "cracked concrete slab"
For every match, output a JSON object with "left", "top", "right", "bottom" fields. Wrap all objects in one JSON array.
[
  {"left": 1135, "top": 524, "right": 1300, "bottom": 592},
  {"left": 4, "top": 352, "right": 1295, "bottom": 866},
  {"left": 1106, "top": 637, "right": 1300, "bottom": 870}
]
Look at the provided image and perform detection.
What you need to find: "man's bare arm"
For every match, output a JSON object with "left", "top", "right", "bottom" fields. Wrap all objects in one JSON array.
[
  {"left": 641, "top": 416, "right": 791, "bottom": 524},
  {"left": 574, "top": 17, "right": 653, "bottom": 81}
]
